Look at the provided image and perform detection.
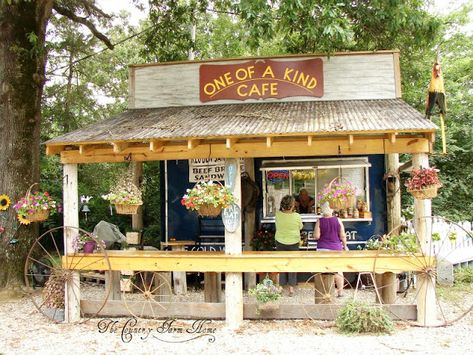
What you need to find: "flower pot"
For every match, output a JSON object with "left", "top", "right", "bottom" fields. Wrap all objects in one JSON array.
[
  {"left": 408, "top": 184, "right": 440, "bottom": 200},
  {"left": 115, "top": 204, "right": 141, "bottom": 215},
  {"left": 257, "top": 301, "right": 280, "bottom": 312},
  {"left": 25, "top": 209, "right": 50, "bottom": 222},
  {"left": 83, "top": 240, "right": 96, "bottom": 254},
  {"left": 126, "top": 232, "right": 141, "bottom": 245},
  {"left": 198, "top": 204, "right": 222, "bottom": 217}
]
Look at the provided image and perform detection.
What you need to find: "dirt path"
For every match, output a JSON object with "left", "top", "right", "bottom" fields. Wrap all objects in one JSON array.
[{"left": 1, "top": 295, "right": 472, "bottom": 355}]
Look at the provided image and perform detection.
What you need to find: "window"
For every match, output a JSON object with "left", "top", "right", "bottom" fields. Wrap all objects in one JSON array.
[{"left": 261, "top": 158, "right": 371, "bottom": 219}]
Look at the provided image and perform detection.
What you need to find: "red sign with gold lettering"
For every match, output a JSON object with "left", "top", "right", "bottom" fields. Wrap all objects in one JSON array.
[{"left": 199, "top": 58, "right": 323, "bottom": 102}]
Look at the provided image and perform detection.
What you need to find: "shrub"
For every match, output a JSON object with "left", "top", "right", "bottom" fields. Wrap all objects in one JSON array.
[
  {"left": 336, "top": 301, "right": 394, "bottom": 334},
  {"left": 454, "top": 267, "right": 473, "bottom": 285}
]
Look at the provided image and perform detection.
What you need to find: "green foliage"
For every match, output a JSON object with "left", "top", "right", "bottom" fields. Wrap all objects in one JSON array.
[
  {"left": 364, "top": 233, "right": 418, "bottom": 253},
  {"left": 248, "top": 277, "right": 282, "bottom": 303},
  {"left": 250, "top": 228, "right": 275, "bottom": 251},
  {"left": 142, "top": 224, "right": 161, "bottom": 249},
  {"left": 336, "top": 301, "right": 394, "bottom": 334},
  {"left": 454, "top": 267, "right": 473, "bottom": 285}
]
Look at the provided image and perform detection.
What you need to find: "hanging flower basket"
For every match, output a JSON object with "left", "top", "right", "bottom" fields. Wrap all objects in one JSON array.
[
  {"left": 114, "top": 203, "right": 141, "bottom": 215},
  {"left": 181, "top": 181, "right": 235, "bottom": 217},
  {"left": 407, "top": 185, "right": 440, "bottom": 200},
  {"left": 27, "top": 209, "right": 50, "bottom": 222},
  {"left": 405, "top": 167, "right": 442, "bottom": 200},
  {"left": 318, "top": 177, "right": 359, "bottom": 211},
  {"left": 13, "top": 184, "right": 57, "bottom": 224},
  {"left": 102, "top": 166, "right": 143, "bottom": 214},
  {"left": 197, "top": 203, "right": 222, "bottom": 217}
]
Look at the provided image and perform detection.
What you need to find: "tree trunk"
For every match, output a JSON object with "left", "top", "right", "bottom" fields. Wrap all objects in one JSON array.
[{"left": 0, "top": 1, "right": 53, "bottom": 288}]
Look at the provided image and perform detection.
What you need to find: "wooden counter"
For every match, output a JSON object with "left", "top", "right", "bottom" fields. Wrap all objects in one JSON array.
[{"left": 63, "top": 250, "right": 431, "bottom": 273}]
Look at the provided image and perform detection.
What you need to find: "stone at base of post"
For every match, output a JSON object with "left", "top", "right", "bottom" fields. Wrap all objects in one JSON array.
[
  {"left": 205, "top": 272, "right": 222, "bottom": 302},
  {"left": 314, "top": 273, "right": 335, "bottom": 304},
  {"left": 417, "top": 273, "right": 437, "bottom": 326},
  {"left": 225, "top": 272, "right": 243, "bottom": 329}
]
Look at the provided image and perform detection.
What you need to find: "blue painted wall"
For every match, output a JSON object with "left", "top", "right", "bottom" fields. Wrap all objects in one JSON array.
[{"left": 166, "top": 155, "right": 387, "bottom": 248}]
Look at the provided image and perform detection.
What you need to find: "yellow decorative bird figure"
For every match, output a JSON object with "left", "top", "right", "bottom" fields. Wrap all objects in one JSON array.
[{"left": 425, "top": 62, "right": 447, "bottom": 118}]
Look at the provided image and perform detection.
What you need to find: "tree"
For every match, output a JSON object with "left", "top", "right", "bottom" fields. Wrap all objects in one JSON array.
[{"left": 0, "top": 0, "right": 113, "bottom": 288}]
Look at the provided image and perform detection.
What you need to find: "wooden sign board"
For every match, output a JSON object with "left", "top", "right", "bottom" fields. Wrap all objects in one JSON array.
[
  {"left": 189, "top": 158, "right": 245, "bottom": 182},
  {"left": 200, "top": 59, "right": 323, "bottom": 102}
]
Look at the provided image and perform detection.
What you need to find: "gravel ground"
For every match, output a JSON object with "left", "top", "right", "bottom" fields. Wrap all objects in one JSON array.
[{"left": 1, "top": 285, "right": 473, "bottom": 355}]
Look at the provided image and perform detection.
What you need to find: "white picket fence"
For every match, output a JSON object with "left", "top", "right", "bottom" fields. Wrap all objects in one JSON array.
[
  {"left": 431, "top": 219, "right": 473, "bottom": 267},
  {"left": 407, "top": 217, "right": 473, "bottom": 267}
]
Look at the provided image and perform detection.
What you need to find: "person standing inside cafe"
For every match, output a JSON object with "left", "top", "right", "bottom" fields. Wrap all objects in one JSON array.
[{"left": 275, "top": 195, "right": 303, "bottom": 296}]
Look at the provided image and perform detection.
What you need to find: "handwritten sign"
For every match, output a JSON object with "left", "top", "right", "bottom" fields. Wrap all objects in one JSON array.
[
  {"left": 200, "top": 59, "right": 324, "bottom": 102},
  {"left": 222, "top": 203, "right": 241, "bottom": 233},
  {"left": 224, "top": 159, "right": 238, "bottom": 192},
  {"left": 189, "top": 158, "right": 245, "bottom": 182}
]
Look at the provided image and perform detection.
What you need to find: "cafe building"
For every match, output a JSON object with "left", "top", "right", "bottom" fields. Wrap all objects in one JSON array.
[{"left": 45, "top": 50, "right": 438, "bottom": 327}]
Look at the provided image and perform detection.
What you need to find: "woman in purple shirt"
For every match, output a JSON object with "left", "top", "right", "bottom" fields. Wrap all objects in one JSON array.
[{"left": 314, "top": 202, "right": 348, "bottom": 297}]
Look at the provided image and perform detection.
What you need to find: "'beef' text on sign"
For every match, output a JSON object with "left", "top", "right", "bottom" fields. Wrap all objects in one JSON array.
[
  {"left": 189, "top": 158, "right": 245, "bottom": 182},
  {"left": 199, "top": 59, "right": 324, "bottom": 102}
]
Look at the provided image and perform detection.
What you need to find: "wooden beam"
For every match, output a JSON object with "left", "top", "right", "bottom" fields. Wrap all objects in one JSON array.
[
  {"left": 79, "top": 144, "right": 96, "bottom": 155},
  {"left": 187, "top": 139, "right": 200, "bottom": 149},
  {"left": 59, "top": 136, "right": 432, "bottom": 164},
  {"left": 149, "top": 140, "right": 165, "bottom": 152},
  {"left": 226, "top": 138, "right": 238, "bottom": 149},
  {"left": 63, "top": 164, "right": 80, "bottom": 323},
  {"left": 81, "top": 300, "right": 416, "bottom": 321},
  {"left": 388, "top": 133, "right": 397, "bottom": 144},
  {"left": 111, "top": 142, "right": 128, "bottom": 153},
  {"left": 399, "top": 159, "right": 412, "bottom": 172},
  {"left": 266, "top": 136, "right": 273, "bottom": 148},
  {"left": 307, "top": 136, "right": 313, "bottom": 146},
  {"left": 46, "top": 145, "right": 65, "bottom": 156},
  {"left": 426, "top": 132, "right": 436, "bottom": 143},
  {"left": 347, "top": 135, "right": 354, "bottom": 146},
  {"left": 63, "top": 250, "right": 431, "bottom": 273}
]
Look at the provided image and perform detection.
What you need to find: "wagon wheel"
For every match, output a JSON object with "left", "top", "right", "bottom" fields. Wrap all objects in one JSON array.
[
  {"left": 371, "top": 216, "right": 473, "bottom": 327},
  {"left": 24, "top": 226, "right": 111, "bottom": 323},
  {"left": 122, "top": 271, "right": 173, "bottom": 319},
  {"left": 302, "top": 270, "right": 356, "bottom": 322}
]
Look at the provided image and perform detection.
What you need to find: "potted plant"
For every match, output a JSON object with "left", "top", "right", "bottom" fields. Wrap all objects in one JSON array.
[
  {"left": 364, "top": 233, "right": 418, "bottom": 253},
  {"left": 405, "top": 167, "right": 442, "bottom": 200},
  {"left": 13, "top": 186, "right": 57, "bottom": 225},
  {"left": 102, "top": 174, "right": 143, "bottom": 215},
  {"left": 248, "top": 277, "right": 283, "bottom": 312},
  {"left": 317, "top": 177, "right": 359, "bottom": 211},
  {"left": 250, "top": 228, "right": 276, "bottom": 251},
  {"left": 181, "top": 180, "right": 235, "bottom": 217},
  {"left": 72, "top": 233, "right": 105, "bottom": 253},
  {"left": 42, "top": 270, "right": 65, "bottom": 322}
]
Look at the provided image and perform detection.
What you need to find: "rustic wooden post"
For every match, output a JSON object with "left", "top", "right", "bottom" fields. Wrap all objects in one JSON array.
[
  {"left": 413, "top": 153, "right": 436, "bottom": 325},
  {"left": 63, "top": 163, "right": 80, "bottom": 322},
  {"left": 224, "top": 158, "right": 243, "bottom": 329},
  {"left": 204, "top": 272, "right": 222, "bottom": 302},
  {"left": 243, "top": 158, "right": 257, "bottom": 290},
  {"left": 314, "top": 273, "right": 335, "bottom": 304},
  {"left": 377, "top": 153, "right": 402, "bottom": 303}
]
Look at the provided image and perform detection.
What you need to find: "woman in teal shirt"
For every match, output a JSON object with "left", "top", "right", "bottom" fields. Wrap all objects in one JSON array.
[{"left": 275, "top": 195, "right": 303, "bottom": 296}]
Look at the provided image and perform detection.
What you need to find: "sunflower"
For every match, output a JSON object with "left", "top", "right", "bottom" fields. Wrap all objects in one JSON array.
[
  {"left": 17, "top": 214, "right": 31, "bottom": 225},
  {"left": 0, "top": 194, "right": 11, "bottom": 211}
]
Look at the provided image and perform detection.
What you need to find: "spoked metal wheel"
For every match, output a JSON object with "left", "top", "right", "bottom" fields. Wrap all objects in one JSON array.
[
  {"left": 122, "top": 271, "right": 173, "bottom": 319},
  {"left": 372, "top": 216, "right": 473, "bottom": 327},
  {"left": 302, "top": 271, "right": 356, "bottom": 321},
  {"left": 24, "top": 226, "right": 111, "bottom": 323}
]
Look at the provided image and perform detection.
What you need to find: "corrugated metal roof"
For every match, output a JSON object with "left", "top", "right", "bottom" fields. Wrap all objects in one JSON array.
[{"left": 45, "top": 99, "right": 436, "bottom": 145}]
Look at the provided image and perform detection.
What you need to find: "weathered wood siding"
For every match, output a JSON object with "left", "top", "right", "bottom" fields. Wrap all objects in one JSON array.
[{"left": 130, "top": 52, "right": 399, "bottom": 109}]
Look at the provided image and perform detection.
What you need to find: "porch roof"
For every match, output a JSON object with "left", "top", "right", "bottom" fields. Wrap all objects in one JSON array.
[
  {"left": 45, "top": 99, "right": 437, "bottom": 163},
  {"left": 46, "top": 99, "right": 435, "bottom": 146}
]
